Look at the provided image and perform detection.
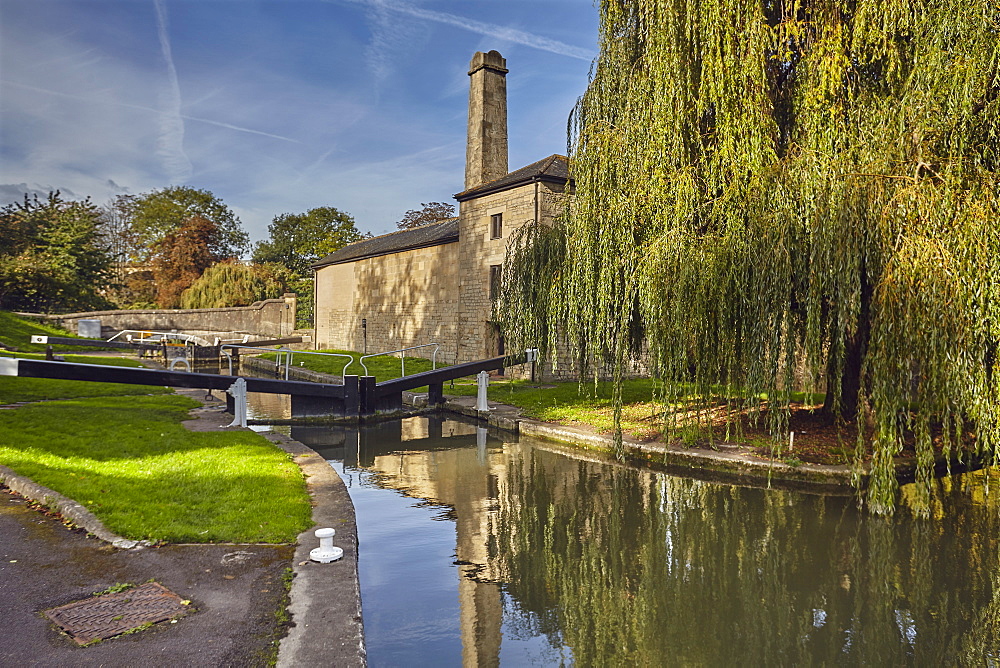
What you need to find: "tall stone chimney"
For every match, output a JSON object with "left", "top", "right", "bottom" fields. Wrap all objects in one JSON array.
[{"left": 465, "top": 50, "right": 508, "bottom": 189}]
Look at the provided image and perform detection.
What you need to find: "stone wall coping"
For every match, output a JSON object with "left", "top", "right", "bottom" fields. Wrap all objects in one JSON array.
[{"left": 19, "top": 297, "right": 289, "bottom": 320}]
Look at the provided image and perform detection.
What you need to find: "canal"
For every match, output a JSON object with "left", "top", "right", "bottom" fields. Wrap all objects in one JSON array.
[{"left": 248, "top": 399, "right": 1000, "bottom": 665}]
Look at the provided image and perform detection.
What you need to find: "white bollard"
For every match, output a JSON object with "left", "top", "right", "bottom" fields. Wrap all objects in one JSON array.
[
  {"left": 225, "top": 377, "right": 248, "bottom": 428},
  {"left": 310, "top": 527, "right": 343, "bottom": 563},
  {"left": 476, "top": 370, "right": 490, "bottom": 411}
]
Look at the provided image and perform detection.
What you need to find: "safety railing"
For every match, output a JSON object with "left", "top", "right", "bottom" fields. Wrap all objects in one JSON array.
[
  {"left": 107, "top": 330, "right": 208, "bottom": 346},
  {"left": 220, "top": 345, "right": 354, "bottom": 379},
  {"left": 221, "top": 345, "right": 292, "bottom": 377},
  {"left": 213, "top": 334, "right": 251, "bottom": 345},
  {"left": 359, "top": 343, "right": 440, "bottom": 378}
]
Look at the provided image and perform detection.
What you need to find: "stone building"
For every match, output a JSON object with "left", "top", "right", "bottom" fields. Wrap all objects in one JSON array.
[{"left": 313, "top": 50, "right": 572, "bottom": 365}]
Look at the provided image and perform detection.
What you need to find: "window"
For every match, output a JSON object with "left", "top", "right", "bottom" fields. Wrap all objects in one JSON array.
[
  {"left": 490, "top": 213, "right": 503, "bottom": 239},
  {"left": 489, "top": 264, "right": 502, "bottom": 301}
]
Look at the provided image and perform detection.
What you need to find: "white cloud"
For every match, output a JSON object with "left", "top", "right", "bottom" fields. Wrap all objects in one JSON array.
[
  {"left": 153, "top": 0, "right": 192, "bottom": 182},
  {"left": 337, "top": 0, "right": 593, "bottom": 61}
]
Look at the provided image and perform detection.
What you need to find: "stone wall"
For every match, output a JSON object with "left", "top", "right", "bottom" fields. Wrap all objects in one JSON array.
[
  {"left": 31, "top": 294, "right": 299, "bottom": 340},
  {"left": 314, "top": 241, "right": 462, "bottom": 363},
  {"left": 457, "top": 179, "right": 569, "bottom": 363}
]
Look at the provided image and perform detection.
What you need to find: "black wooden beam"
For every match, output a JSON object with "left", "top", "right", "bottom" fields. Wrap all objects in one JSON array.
[
  {"left": 244, "top": 336, "right": 303, "bottom": 347},
  {"left": 29, "top": 335, "right": 160, "bottom": 352},
  {"left": 0, "top": 357, "right": 344, "bottom": 398},
  {"left": 374, "top": 353, "right": 528, "bottom": 396}
]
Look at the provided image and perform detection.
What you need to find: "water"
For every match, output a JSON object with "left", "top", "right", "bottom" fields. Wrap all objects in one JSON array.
[{"left": 270, "top": 411, "right": 1000, "bottom": 666}]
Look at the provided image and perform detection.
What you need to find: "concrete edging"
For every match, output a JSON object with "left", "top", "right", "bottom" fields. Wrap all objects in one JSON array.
[
  {"left": 0, "top": 465, "right": 148, "bottom": 549},
  {"left": 268, "top": 431, "right": 367, "bottom": 668}
]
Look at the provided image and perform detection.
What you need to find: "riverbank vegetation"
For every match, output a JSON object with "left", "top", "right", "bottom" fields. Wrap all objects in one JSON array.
[
  {"left": 449, "top": 377, "right": 866, "bottom": 465},
  {"left": 497, "top": 0, "right": 1000, "bottom": 515}
]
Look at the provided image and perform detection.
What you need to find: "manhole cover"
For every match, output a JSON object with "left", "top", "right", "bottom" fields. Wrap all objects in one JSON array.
[{"left": 43, "top": 582, "right": 190, "bottom": 645}]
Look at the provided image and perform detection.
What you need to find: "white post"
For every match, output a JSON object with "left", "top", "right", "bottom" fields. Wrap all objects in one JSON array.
[
  {"left": 476, "top": 370, "right": 490, "bottom": 411},
  {"left": 226, "top": 377, "right": 248, "bottom": 428}
]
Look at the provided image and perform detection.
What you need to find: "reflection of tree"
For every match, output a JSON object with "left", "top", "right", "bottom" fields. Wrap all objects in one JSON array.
[{"left": 494, "top": 446, "right": 1000, "bottom": 665}]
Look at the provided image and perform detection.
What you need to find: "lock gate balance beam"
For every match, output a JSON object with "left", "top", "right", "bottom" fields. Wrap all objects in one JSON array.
[{"left": 0, "top": 357, "right": 353, "bottom": 418}]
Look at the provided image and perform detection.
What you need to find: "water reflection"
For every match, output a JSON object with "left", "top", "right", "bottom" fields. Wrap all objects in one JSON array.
[{"left": 295, "top": 416, "right": 1000, "bottom": 666}]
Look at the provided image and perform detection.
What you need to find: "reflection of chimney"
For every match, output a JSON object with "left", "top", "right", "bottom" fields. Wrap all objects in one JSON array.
[{"left": 465, "top": 50, "right": 508, "bottom": 189}]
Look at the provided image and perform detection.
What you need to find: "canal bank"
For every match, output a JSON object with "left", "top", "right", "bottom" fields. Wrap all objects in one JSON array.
[{"left": 417, "top": 392, "right": 863, "bottom": 491}]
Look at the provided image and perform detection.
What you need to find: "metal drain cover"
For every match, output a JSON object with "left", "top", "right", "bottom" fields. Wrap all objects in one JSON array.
[{"left": 44, "top": 582, "right": 189, "bottom": 645}]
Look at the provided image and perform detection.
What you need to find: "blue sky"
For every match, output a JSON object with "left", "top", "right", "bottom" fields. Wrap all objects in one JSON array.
[{"left": 0, "top": 0, "right": 598, "bottom": 244}]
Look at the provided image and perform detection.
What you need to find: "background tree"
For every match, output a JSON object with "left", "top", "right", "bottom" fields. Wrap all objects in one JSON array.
[
  {"left": 0, "top": 192, "right": 112, "bottom": 312},
  {"left": 98, "top": 194, "right": 143, "bottom": 306},
  {"left": 252, "top": 206, "right": 366, "bottom": 276},
  {"left": 252, "top": 206, "right": 366, "bottom": 327},
  {"left": 180, "top": 260, "right": 291, "bottom": 309},
  {"left": 498, "top": 0, "right": 1000, "bottom": 514},
  {"left": 125, "top": 186, "right": 249, "bottom": 262},
  {"left": 150, "top": 215, "right": 229, "bottom": 308},
  {"left": 396, "top": 201, "right": 456, "bottom": 230}
]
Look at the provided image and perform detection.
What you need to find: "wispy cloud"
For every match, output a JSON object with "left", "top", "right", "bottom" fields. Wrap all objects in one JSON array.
[
  {"left": 336, "top": 0, "right": 593, "bottom": 61},
  {"left": 153, "top": 0, "right": 192, "bottom": 182},
  {"left": 2, "top": 80, "right": 301, "bottom": 144}
]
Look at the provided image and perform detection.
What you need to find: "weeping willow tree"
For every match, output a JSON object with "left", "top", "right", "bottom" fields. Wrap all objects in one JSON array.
[
  {"left": 179, "top": 260, "right": 290, "bottom": 309},
  {"left": 497, "top": 0, "right": 1000, "bottom": 514}
]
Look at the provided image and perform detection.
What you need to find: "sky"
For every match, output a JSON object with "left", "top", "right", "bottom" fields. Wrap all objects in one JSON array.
[{"left": 0, "top": 0, "right": 599, "bottom": 245}]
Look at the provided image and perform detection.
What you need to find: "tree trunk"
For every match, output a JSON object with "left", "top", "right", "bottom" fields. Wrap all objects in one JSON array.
[{"left": 824, "top": 271, "right": 872, "bottom": 422}]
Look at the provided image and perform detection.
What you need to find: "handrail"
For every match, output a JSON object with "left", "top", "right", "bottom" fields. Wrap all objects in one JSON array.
[
  {"left": 221, "top": 344, "right": 293, "bottom": 376},
  {"left": 286, "top": 350, "right": 357, "bottom": 377},
  {"left": 220, "top": 344, "right": 354, "bottom": 378},
  {"left": 359, "top": 343, "right": 440, "bottom": 378},
  {"left": 108, "top": 329, "right": 208, "bottom": 346}
]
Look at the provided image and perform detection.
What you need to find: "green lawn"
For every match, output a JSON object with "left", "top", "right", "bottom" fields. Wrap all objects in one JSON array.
[
  {"left": 260, "top": 348, "right": 445, "bottom": 382},
  {"left": 0, "top": 352, "right": 167, "bottom": 404},
  {"left": 0, "top": 394, "right": 312, "bottom": 543}
]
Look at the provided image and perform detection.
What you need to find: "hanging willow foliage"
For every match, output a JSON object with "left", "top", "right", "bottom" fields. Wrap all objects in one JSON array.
[{"left": 497, "top": 0, "right": 1000, "bottom": 515}]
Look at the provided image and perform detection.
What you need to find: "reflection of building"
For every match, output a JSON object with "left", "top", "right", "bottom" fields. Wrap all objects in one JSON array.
[
  {"left": 312, "top": 51, "right": 571, "bottom": 366},
  {"left": 335, "top": 416, "right": 658, "bottom": 666},
  {"left": 346, "top": 417, "right": 505, "bottom": 667}
]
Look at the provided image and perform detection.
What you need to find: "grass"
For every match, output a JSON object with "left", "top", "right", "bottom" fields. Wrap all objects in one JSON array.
[
  {"left": 0, "top": 393, "right": 312, "bottom": 543},
  {"left": 0, "top": 310, "right": 105, "bottom": 353},
  {"left": 447, "top": 377, "right": 666, "bottom": 436},
  {"left": 260, "top": 348, "right": 445, "bottom": 382},
  {"left": 0, "top": 352, "right": 168, "bottom": 404},
  {"left": 447, "top": 376, "right": 826, "bottom": 440}
]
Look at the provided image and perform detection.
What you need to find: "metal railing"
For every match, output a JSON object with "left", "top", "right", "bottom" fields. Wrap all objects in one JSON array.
[
  {"left": 359, "top": 343, "right": 440, "bottom": 378},
  {"left": 213, "top": 334, "right": 251, "bottom": 346},
  {"left": 220, "top": 344, "right": 354, "bottom": 379},
  {"left": 107, "top": 330, "right": 208, "bottom": 346}
]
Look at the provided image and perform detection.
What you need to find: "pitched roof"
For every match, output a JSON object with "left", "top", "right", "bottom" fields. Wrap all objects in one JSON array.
[
  {"left": 454, "top": 154, "right": 570, "bottom": 201},
  {"left": 312, "top": 217, "right": 459, "bottom": 269}
]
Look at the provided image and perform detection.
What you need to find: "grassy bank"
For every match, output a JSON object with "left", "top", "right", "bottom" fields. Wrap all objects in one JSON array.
[
  {"left": 0, "top": 328, "right": 313, "bottom": 543},
  {"left": 0, "top": 393, "right": 312, "bottom": 543},
  {"left": 260, "top": 348, "right": 444, "bottom": 381},
  {"left": 0, "top": 310, "right": 102, "bottom": 353}
]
